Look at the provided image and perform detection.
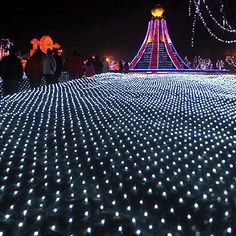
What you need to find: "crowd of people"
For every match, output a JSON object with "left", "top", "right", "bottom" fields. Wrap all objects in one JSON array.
[
  {"left": 1, "top": 45, "right": 235, "bottom": 97},
  {"left": 0, "top": 46, "right": 131, "bottom": 97}
]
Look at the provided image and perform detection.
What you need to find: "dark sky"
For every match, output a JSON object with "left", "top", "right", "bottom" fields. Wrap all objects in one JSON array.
[{"left": 0, "top": 0, "right": 235, "bottom": 61}]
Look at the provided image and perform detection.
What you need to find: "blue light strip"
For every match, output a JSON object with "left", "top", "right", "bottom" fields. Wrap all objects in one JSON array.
[{"left": 129, "top": 68, "right": 230, "bottom": 73}]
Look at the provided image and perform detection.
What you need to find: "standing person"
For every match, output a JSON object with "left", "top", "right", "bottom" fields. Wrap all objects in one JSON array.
[
  {"left": 118, "top": 60, "right": 124, "bottom": 73},
  {"left": 53, "top": 49, "right": 63, "bottom": 82},
  {"left": 25, "top": 48, "right": 43, "bottom": 88},
  {"left": 123, "top": 61, "right": 129, "bottom": 73},
  {"left": 66, "top": 51, "right": 83, "bottom": 80},
  {"left": 43, "top": 48, "right": 56, "bottom": 85},
  {"left": 83, "top": 56, "right": 96, "bottom": 77},
  {"left": 0, "top": 60, "right": 2, "bottom": 78},
  {"left": 1, "top": 46, "right": 23, "bottom": 96},
  {"left": 93, "top": 55, "right": 103, "bottom": 74},
  {"left": 102, "top": 58, "right": 109, "bottom": 73}
]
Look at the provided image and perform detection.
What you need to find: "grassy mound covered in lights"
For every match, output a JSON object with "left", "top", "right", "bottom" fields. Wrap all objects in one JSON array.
[{"left": 0, "top": 73, "right": 236, "bottom": 236}]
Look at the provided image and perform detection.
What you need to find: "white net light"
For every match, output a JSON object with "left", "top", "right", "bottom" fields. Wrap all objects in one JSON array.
[{"left": 0, "top": 73, "right": 236, "bottom": 235}]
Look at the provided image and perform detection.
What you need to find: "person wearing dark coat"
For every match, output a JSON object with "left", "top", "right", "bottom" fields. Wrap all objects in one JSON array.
[
  {"left": 83, "top": 56, "right": 96, "bottom": 77},
  {"left": 1, "top": 46, "right": 23, "bottom": 96},
  {"left": 43, "top": 49, "right": 57, "bottom": 85},
  {"left": 0, "top": 60, "right": 2, "bottom": 78},
  {"left": 25, "top": 49, "right": 43, "bottom": 88},
  {"left": 66, "top": 51, "right": 83, "bottom": 80},
  {"left": 53, "top": 49, "right": 63, "bottom": 82},
  {"left": 93, "top": 55, "right": 103, "bottom": 74},
  {"left": 123, "top": 61, "right": 129, "bottom": 73},
  {"left": 118, "top": 60, "right": 124, "bottom": 73}
]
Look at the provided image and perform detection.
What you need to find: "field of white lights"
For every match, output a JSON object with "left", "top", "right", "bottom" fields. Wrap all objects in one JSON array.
[{"left": 0, "top": 72, "right": 236, "bottom": 236}]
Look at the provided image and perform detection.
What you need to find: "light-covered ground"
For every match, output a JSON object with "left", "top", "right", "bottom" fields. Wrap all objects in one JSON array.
[{"left": 0, "top": 73, "right": 236, "bottom": 236}]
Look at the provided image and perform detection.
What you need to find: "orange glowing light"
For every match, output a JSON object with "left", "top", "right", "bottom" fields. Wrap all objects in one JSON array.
[
  {"left": 39, "top": 36, "right": 54, "bottom": 54},
  {"left": 148, "top": 35, "right": 153, "bottom": 43},
  {"left": 21, "top": 59, "right": 27, "bottom": 70},
  {"left": 151, "top": 5, "right": 165, "bottom": 18},
  {"left": 30, "top": 35, "right": 61, "bottom": 56}
]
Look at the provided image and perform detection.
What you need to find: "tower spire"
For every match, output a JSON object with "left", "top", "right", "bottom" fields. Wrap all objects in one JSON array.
[{"left": 129, "top": 4, "right": 189, "bottom": 72}]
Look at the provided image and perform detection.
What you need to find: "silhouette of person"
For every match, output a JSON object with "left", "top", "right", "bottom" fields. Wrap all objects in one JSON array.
[
  {"left": 83, "top": 56, "right": 96, "bottom": 77},
  {"left": 25, "top": 48, "right": 43, "bottom": 88},
  {"left": 43, "top": 48, "right": 57, "bottom": 85},
  {"left": 123, "top": 61, "right": 129, "bottom": 73},
  {"left": 93, "top": 55, "right": 103, "bottom": 74},
  {"left": 102, "top": 58, "right": 109, "bottom": 73},
  {"left": 118, "top": 60, "right": 124, "bottom": 73},
  {"left": 53, "top": 49, "right": 63, "bottom": 82},
  {"left": 1, "top": 46, "right": 23, "bottom": 96},
  {"left": 66, "top": 51, "right": 83, "bottom": 80},
  {"left": 0, "top": 59, "right": 2, "bottom": 76}
]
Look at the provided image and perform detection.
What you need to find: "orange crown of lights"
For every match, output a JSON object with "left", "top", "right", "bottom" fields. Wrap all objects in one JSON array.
[{"left": 151, "top": 4, "right": 165, "bottom": 18}]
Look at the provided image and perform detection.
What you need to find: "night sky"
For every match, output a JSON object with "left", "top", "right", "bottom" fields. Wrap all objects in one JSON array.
[{"left": 0, "top": 0, "right": 235, "bottom": 61}]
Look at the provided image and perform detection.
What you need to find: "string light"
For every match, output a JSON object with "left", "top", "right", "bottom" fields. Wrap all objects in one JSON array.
[
  {"left": 191, "top": 12, "right": 198, "bottom": 47},
  {"left": 189, "top": 0, "right": 192, "bottom": 16},
  {"left": 0, "top": 72, "right": 236, "bottom": 235},
  {"left": 190, "top": 0, "right": 236, "bottom": 45},
  {"left": 202, "top": 0, "right": 236, "bottom": 33}
]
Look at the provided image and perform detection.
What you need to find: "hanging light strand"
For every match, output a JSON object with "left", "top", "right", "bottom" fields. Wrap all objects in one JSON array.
[
  {"left": 191, "top": 13, "right": 198, "bottom": 47},
  {"left": 189, "top": 0, "right": 193, "bottom": 16},
  {"left": 202, "top": 0, "right": 236, "bottom": 33},
  {"left": 192, "top": 0, "right": 236, "bottom": 44}
]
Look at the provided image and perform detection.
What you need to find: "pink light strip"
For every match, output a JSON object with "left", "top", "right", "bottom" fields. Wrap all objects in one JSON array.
[
  {"left": 129, "top": 20, "right": 153, "bottom": 69},
  {"left": 157, "top": 19, "right": 160, "bottom": 69},
  {"left": 149, "top": 19, "right": 159, "bottom": 69},
  {"left": 163, "top": 20, "right": 189, "bottom": 68},
  {"left": 162, "top": 19, "right": 183, "bottom": 69},
  {"left": 148, "top": 20, "right": 156, "bottom": 69}
]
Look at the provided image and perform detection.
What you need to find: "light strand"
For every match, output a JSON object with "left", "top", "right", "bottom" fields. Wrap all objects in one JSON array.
[{"left": 192, "top": 0, "right": 236, "bottom": 44}]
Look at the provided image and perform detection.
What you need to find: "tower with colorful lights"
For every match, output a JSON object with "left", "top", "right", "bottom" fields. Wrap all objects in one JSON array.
[{"left": 130, "top": 4, "right": 190, "bottom": 72}]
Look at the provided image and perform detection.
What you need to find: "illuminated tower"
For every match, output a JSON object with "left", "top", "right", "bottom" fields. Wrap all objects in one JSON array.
[{"left": 130, "top": 5, "right": 189, "bottom": 71}]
